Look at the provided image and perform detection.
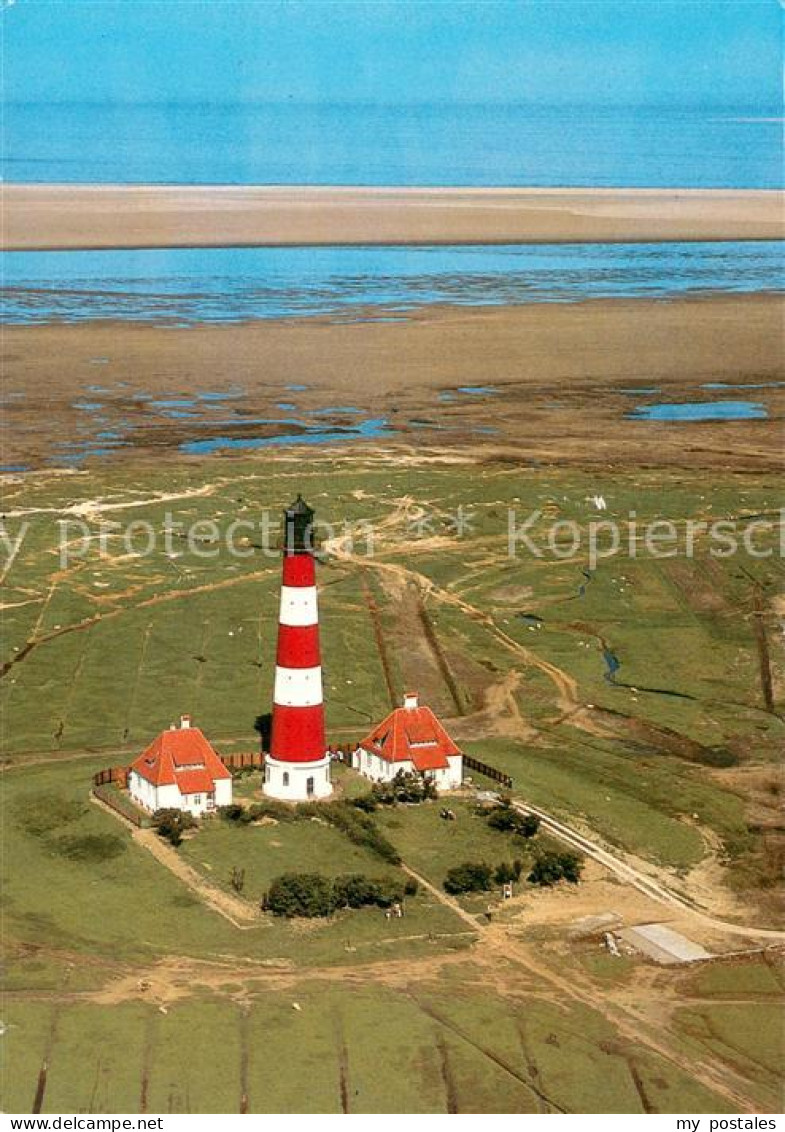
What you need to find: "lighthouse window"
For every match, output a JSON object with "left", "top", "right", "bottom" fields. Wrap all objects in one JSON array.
[
  {"left": 283, "top": 772, "right": 290, "bottom": 787},
  {"left": 306, "top": 776, "right": 315, "bottom": 797}
]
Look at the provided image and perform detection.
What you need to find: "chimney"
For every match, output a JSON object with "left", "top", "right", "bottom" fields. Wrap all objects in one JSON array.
[
  {"left": 403, "top": 692, "right": 419, "bottom": 710},
  {"left": 180, "top": 714, "right": 191, "bottom": 729}
]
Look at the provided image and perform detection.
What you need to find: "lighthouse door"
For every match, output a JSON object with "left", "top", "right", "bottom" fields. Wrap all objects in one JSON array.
[{"left": 306, "top": 776, "right": 315, "bottom": 798}]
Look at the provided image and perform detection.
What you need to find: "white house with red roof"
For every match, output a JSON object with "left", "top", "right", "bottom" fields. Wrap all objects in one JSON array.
[
  {"left": 354, "top": 693, "right": 463, "bottom": 790},
  {"left": 128, "top": 715, "right": 233, "bottom": 817}
]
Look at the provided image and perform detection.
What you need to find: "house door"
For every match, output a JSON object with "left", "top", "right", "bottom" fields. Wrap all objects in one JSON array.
[{"left": 306, "top": 776, "right": 315, "bottom": 797}]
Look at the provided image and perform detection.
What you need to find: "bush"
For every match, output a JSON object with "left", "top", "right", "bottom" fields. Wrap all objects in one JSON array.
[
  {"left": 265, "top": 872, "right": 337, "bottom": 918},
  {"left": 370, "top": 770, "right": 438, "bottom": 806},
  {"left": 404, "top": 876, "right": 419, "bottom": 897},
  {"left": 152, "top": 808, "right": 197, "bottom": 847},
  {"left": 318, "top": 802, "right": 401, "bottom": 864},
  {"left": 494, "top": 859, "right": 523, "bottom": 885},
  {"left": 219, "top": 803, "right": 246, "bottom": 822},
  {"left": 333, "top": 873, "right": 382, "bottom": 909},
  {"left": 486, "top": 803, "right": 540, "bottom": 839},
  {"left": 352, "top": 793, "right": 378, "bottom": 813},
  {"left": 528, "top": 850, "right": 583, "bottom": 887},
  {"left": 486, "top": 807, "right": 518, "bottom": 832},
  {"left": 443, "top": 861, "right": 494, "bottom": 895},
  {"left": 219, "top": 799, "right": 300, "bottom": 825},
  {"left": 265, "top": 871, "right": 408, "bottom": 917},
  {"left": 519, "top": 814, "right": 541, "bottom": 839},
  {"left": 332, "top": 873, "right": 405, "bottom": 910}
]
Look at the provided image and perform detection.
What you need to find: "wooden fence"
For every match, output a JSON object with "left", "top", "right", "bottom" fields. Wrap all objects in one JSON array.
[
  {"left": 92, "top": 782, "right": 146, "bottom": 828},
  {"left": 462, "top": 754, "right": 513, "bottom": 790},
  {"left": 92, "top": 765, "right": 129, "bottom": 788},
  {"left": 223, "top": 751, "right": 265, "bottom": 771}
]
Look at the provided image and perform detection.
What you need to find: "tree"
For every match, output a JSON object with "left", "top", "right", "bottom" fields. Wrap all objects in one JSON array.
[
  {"left": 152, "top": 808, "right": 196, "bottom": 847},
  {"left": 486, "top": 804, "right": 540, "bottom": 839},
  {"left": 528, "top": 850, "right": 583, "bottom": 887},
  {"left": 518, "top": 814, "right": 540, "bottom": 839},
  {"left": 265, "top": 873, "right": 337, "bottom": 918},
  {"left": 333, "top": 874, "right": 381, "bottom": 909},
  {"left": 494, "top": 860, "right": 523, "bottom": 885},
  {"left": 443, "top": 861, "right": 494, "bottom": 895},
  {"left": 486, "top": 806, "right": 518, "bottom": 833}
]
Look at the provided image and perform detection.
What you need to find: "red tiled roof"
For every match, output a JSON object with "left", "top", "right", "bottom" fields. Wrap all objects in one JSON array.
[
  {"left": 358, "top": 702, "right": 460, "bottom": 773},
  {"left": 175, "top": 768, "right": 218, "bottom": 795},
  {"left": 130, "top": 724, "right": 231, "bottom": 793}
]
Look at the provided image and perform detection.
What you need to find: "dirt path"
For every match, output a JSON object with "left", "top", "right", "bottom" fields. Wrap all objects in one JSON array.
[
  {"left": 131, "top": 827, "right": 259, "bottom": 928},
  {"left": 0, "top": 567, "right": 272, "bottom": 680},
  {"left": 324, "top": 516, "right": 584, "bottom": 723},
  {"left": 399, "top": 865, "right": 765, "bottom": 1113},
  {"left": 511, "top": 801, "right": 785, "bottom": 942}
]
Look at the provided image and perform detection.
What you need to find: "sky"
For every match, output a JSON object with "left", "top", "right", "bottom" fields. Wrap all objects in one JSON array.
[{"left": 3, "top": 0, "right": 782, "bottom": 108}]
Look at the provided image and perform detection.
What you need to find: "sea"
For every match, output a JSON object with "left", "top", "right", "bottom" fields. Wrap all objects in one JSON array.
[
  {"left": 3, "top": 101, "right": 782, "bottom": 187},
  {"left": 2, "top": 242, "right": 783, "bottom": 325},
  {"left": 2, "top": 101, "right": 782, "bottom": 326}
]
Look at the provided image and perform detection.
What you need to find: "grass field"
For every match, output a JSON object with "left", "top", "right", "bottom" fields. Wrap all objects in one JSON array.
[
  {"left": 1, "top": 453, "right": 783, "bottom": 1113},
  {"left": 6, "top": 961, "right": 779, "bottom": 1114}
]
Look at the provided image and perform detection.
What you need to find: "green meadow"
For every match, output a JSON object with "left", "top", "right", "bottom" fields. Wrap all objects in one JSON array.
[{"left": 1, "top": 455, "right": 782, "bottom": 1113}]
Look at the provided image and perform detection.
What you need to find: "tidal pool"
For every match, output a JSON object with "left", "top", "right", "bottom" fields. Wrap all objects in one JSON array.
[{"left": 628, "top": 401, "right": 768, "bottom": 422}]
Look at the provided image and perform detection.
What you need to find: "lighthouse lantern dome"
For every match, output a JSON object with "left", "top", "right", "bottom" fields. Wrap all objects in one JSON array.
[{"left": 284, "top": 493, "right": 315, "bottom": 553}]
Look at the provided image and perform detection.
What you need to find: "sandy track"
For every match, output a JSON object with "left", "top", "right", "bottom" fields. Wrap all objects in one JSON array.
[
  {"left": 400, "top": 865, "right": 767, "bottom": 1112},
  {"left": 511, "top": 802, "right": 785, "bottom": 941}
]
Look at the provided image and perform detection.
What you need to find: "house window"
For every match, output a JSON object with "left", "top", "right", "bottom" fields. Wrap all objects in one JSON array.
[
  {"left": 193, "top": 794, "right": 202, "bottom": 804},
  {"left": 306, "top": 776, "right": 314, "bottom": 797},
  {"left": 283, "top": 772, "right": 290, "bottom": 787}
]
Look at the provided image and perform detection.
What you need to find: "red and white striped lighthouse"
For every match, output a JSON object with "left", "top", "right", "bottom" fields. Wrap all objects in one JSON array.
[{"left": 263, "top": 494, "right": 332, "bottom": 801}]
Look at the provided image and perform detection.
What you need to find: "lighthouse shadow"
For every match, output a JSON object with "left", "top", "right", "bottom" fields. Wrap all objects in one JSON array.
[{"left": 253, "top": 712, "right": 272, "bottom": 750}]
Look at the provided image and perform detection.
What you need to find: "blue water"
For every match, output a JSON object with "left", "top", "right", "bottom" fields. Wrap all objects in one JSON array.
[
  {"left": 629, "top": 401, "right": 768, "bottom": 422},
  {"left": 2, "top": 241, "right": 782, "bottom": 325},
  {"left": 4, "top": 102, "right": 782, "bottom": 187},
  {"left": 180, "top": 416, "right": 390, "bottom": 455},
  {"left": 603, "top": 648, "right": 622, "bottom": 683}
]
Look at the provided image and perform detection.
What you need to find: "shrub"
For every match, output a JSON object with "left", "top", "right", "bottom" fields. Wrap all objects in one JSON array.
[
  {"left": 265, "top": 871, "right": 407, "bottom": 917},
  {"left": 443, "top": 861, "right": 494, "bottom": 895},
  {"left": 494, "top": 859, "right": 523, "bottom": 885},
  {"left": 404, "top": 876, "right": 419, "bottom": 897},
  {"left": 518, "top": 814, "right": 541, "bottom": 839},
  {"left": 248, "top": 799, "right": 300, "bottom": 823},
  {"left": 370, "top": 770, "right": 438, "bottom": 806},
  {"left": 220, "top": 803, "right": 246, "bottom": 822},
  {"left": 352, "top": 793, "right": 378, "bottom": 813},
  {"left": 486, "top": 803, "right": 540, "bottom": 839},
  {"left": 265, "top": 873, "right": 337, "bottom": 918},
  {"left": 333, "top": 873, "right": 382, "bottom": 909},
  {"left": 528, "top": 850, "right": 583, "bottom": 887},
  {"left": 152, "top": 808, "right": 197, "bottom": 847},
  {"left": 332, "top": 873, "right": 405, "bottom": 909},
  {"left": 486, "top": 807, "right": 518, "bottom": 832},
  {"left": 318, "top": 802, "right": 401, "bottom": 864}
]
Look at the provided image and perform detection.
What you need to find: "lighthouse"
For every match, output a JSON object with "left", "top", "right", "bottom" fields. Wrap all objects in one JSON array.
[{"left": 263, "top": 494, "right": 332, "bottom": 801}]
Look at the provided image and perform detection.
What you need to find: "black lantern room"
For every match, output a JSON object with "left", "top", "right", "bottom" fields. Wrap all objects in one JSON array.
[{"left": 283, "top": 494, "right": 315, "bottom": 553}]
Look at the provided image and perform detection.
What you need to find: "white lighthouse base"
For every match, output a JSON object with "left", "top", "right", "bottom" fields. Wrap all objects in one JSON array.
[{"left": 263, "top": 754, "right": 333, "bottom": 802}]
